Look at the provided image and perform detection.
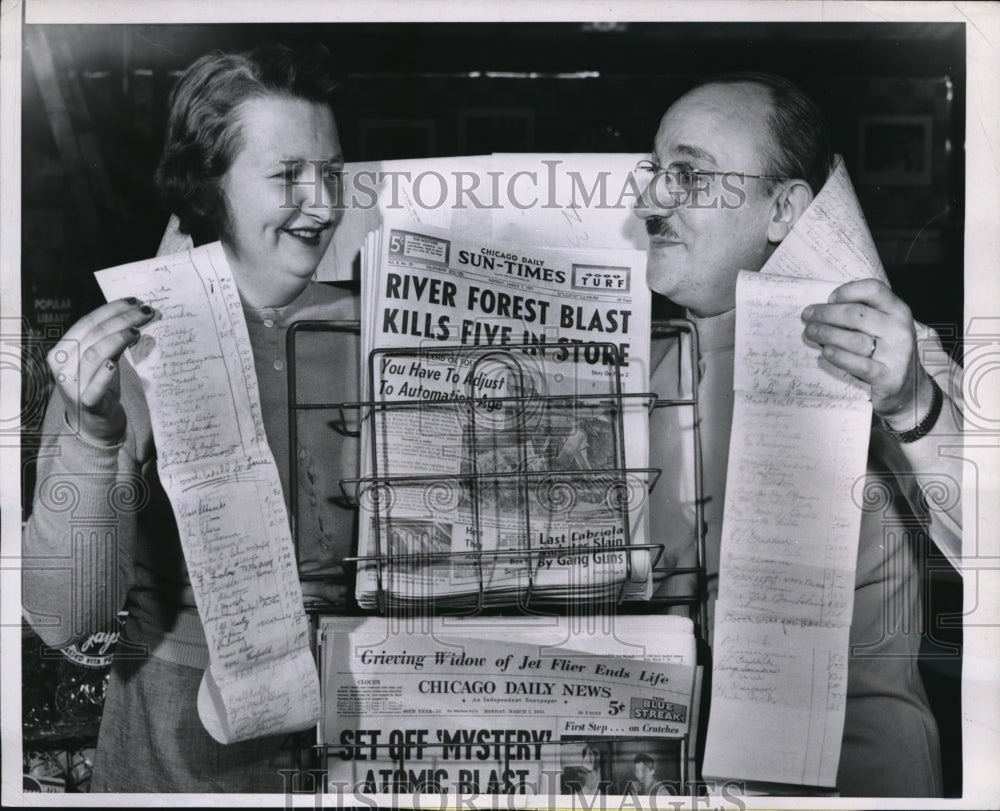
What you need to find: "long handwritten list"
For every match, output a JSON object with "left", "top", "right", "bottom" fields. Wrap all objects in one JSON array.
[
  {"left": 702, "top": 273, "right": 871, "bottom": 788},
  {"left": 702, "top": 156, "right": 886, "bottom": 789},
  {"left": 96, "top": 242, "right": 320, "bottom": 744}
]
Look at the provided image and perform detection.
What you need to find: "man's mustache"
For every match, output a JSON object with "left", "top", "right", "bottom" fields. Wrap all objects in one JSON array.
[{"left": 645, "top": 216, "right": 680, "bottom": 240}]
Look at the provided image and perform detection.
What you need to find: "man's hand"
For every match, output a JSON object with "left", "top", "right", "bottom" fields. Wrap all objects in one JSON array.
[{"left": 801, "top": 278, "right": 935, "bottom": 430}]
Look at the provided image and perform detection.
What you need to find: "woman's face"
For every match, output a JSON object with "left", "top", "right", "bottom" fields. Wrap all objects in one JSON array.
[{"left": 220, "top": 95, "right": 344, "bottom": 302}]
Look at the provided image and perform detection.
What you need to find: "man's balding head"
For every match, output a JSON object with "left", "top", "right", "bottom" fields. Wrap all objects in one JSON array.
[
  {"left": 686, "top": 72, "right": 833, "bottom": 196},
  {"left": 634, "top": 74, "right": 828, "bottom": 315}
]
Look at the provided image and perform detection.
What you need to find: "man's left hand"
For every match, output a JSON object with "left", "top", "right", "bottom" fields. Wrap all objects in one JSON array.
[{"left": 801, "top": 278, "right": 935, "bottom": 429}]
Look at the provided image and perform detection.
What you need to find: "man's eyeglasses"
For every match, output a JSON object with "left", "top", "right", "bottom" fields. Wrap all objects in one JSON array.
[{"left": 633, "top": 159, "right": 789, "bottom": 204}]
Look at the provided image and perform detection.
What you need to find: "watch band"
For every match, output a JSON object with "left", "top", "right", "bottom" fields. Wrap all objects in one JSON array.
[{"left": 881, "top": 377, "right": 943, "bottom": 444}]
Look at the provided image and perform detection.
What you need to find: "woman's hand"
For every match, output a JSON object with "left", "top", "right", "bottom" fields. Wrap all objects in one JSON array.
[
  {"left": 46, "top": 298, "right": 158, "bottom": 444},
  {"left": 801, "top": 279, "right": 935, "bottom": 428}
]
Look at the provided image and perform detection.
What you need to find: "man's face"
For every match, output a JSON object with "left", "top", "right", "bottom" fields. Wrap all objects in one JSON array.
[{"left": 635, "top": 82, "right": 780, "bottom": 317}]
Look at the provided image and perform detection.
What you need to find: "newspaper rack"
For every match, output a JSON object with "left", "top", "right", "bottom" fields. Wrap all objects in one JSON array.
[
  {"left": 286, "top": 318, "right": 707, "bottom": 628},
  {"left": 286, "top": 317, "right": 710, "bottom": 792}
]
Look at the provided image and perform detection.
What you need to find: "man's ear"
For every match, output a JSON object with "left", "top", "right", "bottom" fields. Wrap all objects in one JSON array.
[{"left": 766, "top": 179, "right": 813, "bottom": 243}]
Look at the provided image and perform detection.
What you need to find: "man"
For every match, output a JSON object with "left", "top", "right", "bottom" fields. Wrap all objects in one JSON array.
[{"left": 636, "top": 73, "right": 962, "bottom": 797}]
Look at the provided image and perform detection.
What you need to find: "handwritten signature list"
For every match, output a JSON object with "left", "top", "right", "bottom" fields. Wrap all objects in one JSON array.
[
  {"left": 96, "top": 243, "right": 320, "bottom": 744},
  {"left": 703, "top": 157, "right": 886, "bottom": 789}
]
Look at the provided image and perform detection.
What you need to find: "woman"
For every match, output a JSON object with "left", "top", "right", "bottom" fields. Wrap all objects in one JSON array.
[{"left": 23, "top": 44, "right": 359, "bottom": 792}]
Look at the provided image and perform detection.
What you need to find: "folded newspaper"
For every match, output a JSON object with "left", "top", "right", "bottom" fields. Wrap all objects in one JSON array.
[
  {"left": 352, "top": 219, "right": 652, "bottom": 609},
  {"left": 318, "top": 615, "right": 696, "bottom": 797}
]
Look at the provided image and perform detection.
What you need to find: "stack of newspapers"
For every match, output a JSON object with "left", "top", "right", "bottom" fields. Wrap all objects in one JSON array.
[
  {"left": 318, "top": 614, "right": 698, "bottom": 795},
  {"left": 352, "top": 216, "right": 653, "bottom": 609}
]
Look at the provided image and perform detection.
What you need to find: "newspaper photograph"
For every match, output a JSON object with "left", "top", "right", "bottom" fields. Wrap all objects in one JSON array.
[
  {"left": 354, "top": 219, "right": 652, "bottom": 608},
  {"left": 318, "top": 615, "right": 696, "bottom": 797}
]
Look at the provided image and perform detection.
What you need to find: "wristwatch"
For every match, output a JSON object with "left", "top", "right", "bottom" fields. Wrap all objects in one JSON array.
[{"left": 880, "top": 377, "right": 943, "bottom": 444}]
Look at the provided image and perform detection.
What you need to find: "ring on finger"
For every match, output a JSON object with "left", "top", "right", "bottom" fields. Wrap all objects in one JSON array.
[
  {"left": 103, "top": 359, "right": 117, "bottom": 372},
  {"left": 866, "top": 336, "right": 877, "bottom": 359}
]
